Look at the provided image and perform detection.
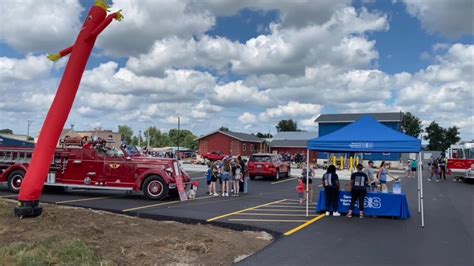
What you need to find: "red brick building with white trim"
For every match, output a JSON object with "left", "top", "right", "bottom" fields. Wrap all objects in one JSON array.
[{"left": 197, "top": 130, "right": 266, "bottom": 157}]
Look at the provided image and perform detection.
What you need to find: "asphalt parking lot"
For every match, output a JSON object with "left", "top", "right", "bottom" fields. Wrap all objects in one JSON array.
[{"left": 1, "top": 169, "right": 472, "bottom": 265}]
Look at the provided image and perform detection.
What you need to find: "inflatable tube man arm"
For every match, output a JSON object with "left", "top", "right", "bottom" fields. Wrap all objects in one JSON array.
[
  {"left": 88, "top": 10, "right": 123, "bottom": 40},
  {"left": 47, "top": 46, "right": 73, "bottom": 62}
]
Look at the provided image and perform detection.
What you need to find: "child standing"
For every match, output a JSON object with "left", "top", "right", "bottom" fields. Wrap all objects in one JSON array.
[
  {"left": 210, "top": 162, "right": 219, "bottom": 196},
  {"left": 206, "top": 163, "right": 212, "bottom": 195},
  {"left": 296, "top": 178, "right": 305, "bottom": 205}
]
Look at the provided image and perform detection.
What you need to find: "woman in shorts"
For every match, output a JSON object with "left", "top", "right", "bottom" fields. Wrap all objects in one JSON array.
[{"left": 221, "top": 158, "right": 231, "bottom": 197}]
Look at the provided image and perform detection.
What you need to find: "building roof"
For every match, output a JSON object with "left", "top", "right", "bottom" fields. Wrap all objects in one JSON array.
[
  {"left": 315, "top": 112, "right": 403, "bottom": 123},
  {"left": 272, "top": 131, "right": 317, "bottom": 140},
  {"left": 269, "top": 139, "right": 308, "bottom": 148},
  {"left": 197, "top": 130, "right": 263, "bottom": 143}
]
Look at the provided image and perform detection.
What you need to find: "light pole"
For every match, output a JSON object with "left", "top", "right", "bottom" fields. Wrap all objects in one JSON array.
[
  {"left": 177, "top": 116, "right": 180, "bottom": 160},
  {"left": 27, "top": 120, "right": 33, "bottom": 138},
  {"left": 138, "top": 130, "right": 141, "bottom": 147}
]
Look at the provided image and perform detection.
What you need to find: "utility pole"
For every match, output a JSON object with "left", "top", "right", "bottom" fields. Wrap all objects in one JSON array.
[
  {"left": 27, "top": 120, "right": 33, "bottom": 138},
  {"left": 146, "top": 128, "right": 150, "bottom": 150},
  {"left": 177, "top": 116, "right": 180, "bottom": 160},
  {"left": 138, "top": 130, "right": 141, "bottom": 147}
]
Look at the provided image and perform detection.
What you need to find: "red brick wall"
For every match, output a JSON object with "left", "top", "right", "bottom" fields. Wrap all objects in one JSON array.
[
  {"left": 198, "top": 132, "right": 233, "bottom": 155},
  {"left": 270, "top": 147, "right": 318, "bottom": 162},
  {"left": 198, "top": 132, "right": 264, "bottom": 157}
]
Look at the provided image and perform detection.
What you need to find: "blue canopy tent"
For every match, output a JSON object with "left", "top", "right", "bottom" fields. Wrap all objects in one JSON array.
[{"left": 306, "top": 115, "right": 425, "bottom": 226}]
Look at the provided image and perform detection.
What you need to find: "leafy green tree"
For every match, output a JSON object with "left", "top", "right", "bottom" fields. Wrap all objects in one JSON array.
[
  {"left": 118, "top": 125, "right": 133, "bottom": 144},
  {"left": 256, "top": 132, "right": 273, "bottom": 138},
  {"left": 0, "top": 129, "right": 13, "bottom": 134},
  {"left": 402, "top": 112, "right": 422, "bottom": 137},
  {"left": 144, "top": 126, "right": 162, "bottom": 147},
  {"left": 276, "top": 119, "right": 298, "bottom": 132},
  {"left": 424, "top": 122, "right": 461, "bottom": 151},
  {"left": 219, "top": 126, "right": 229, "bottom": 132},
  {"left": 444, "top": 126, "right": 461, "bottom": 149},
  {"left": 168, "top": 129, "right": 197, "bottom": 150}
]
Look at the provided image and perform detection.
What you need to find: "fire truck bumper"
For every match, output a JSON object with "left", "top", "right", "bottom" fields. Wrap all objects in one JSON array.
[{"left": 14, "top": 201, "right": 43, "bottom": 218}]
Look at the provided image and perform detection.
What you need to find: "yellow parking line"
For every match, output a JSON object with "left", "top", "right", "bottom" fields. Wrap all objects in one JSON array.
[
  {"left": 0, "top": 194, "right": 17, "bottom": 198},
  {"left": 238, "top": 213, "right": 318, "bottom": 217},
  {"left": 55, "top": 195, "right": 118, "bottom": 204},
  {"left": 207, "top": 199, "right": 287, "bottom": 222},
  {"left": 229, "top": 218, "right": 310, "bottom": 223},
  {"left": 284, "top": 214, "right": 326, "bottom": 236},
  {"left": 271, "top": 177, "right": 297, "bottom": 185},
  {"left": 255, "top": 209, "right": 313, "bottom": 212},
  {"left": 265, "top": 205, "right": 315, "bottom": 209},
  {"left": 123, "top": 195, "right": 215, "bottom": 212}
]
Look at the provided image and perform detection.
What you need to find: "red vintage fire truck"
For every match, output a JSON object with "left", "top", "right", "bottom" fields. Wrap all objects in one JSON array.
[
  {"left": 446, "top": 142, "right": 474, "bottom": 181},
  {"left": 0, "top": 137, "right": 191, "bottom": 200}
]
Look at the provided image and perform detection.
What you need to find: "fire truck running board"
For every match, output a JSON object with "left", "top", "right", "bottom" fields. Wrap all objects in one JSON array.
[{"left": 45, "top": 183, "right": 134, "bottom": 191}]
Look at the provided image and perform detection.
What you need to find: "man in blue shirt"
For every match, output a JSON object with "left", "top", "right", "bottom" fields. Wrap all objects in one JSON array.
[{"left": 347, "top": 164, "right": 369, "bottom": 218}]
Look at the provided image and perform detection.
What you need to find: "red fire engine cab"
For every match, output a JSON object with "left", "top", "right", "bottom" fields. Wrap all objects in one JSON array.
[
  {"left": 0, "top": 137, "right": 190, "bottom": 200},
  {"left": 446, "top": 142, "right": 474, "bottom": 181}
]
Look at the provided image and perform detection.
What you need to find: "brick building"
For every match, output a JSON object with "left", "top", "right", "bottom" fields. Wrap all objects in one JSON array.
[{"left": 197, "top": 130, "right": 266, "bottom": 157}]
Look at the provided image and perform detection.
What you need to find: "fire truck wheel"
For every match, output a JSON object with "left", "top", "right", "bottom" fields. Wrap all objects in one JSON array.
[
  {"left": 7, "top": 170, "right": 25, "bottom": 193},
  {"left": 143, "top": 175, "right": 169, "bottom": 200}
]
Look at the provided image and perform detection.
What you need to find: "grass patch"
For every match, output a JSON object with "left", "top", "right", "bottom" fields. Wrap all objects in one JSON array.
[
  {"left": 0, "top": 238, "right": 100, "bottom": 265},
  {"left": 0, "top": 200, "right": 12, "bottom": 217}
]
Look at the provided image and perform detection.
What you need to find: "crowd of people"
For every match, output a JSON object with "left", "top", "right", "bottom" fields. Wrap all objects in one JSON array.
[
  {"left": 205, "top": 156, "right": 247, "bottom": 196},
  {"left": 298, "top": 161, "right": 400, "bottom": 218},
  {"left": 427, "top": 155, "right": 452, "bottom": 182}
]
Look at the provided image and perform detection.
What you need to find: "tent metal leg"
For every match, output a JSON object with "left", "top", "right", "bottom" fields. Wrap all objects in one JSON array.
[
  {"left": 419, "top": 152, "right": 425, "bottom": 227},
  {"left": 417, "top": 154, "right": 421, "bottom": 214},
  {"left": 306, "top": 149, "right": 309, "bottom": 217}
]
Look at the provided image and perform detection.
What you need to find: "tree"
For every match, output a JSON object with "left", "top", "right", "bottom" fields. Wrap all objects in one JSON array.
[
  {"left": 168, "top": 129, "right": 198, "bottom": 150},
  {"left": 219, "top": 126, "right": 229, "bottom": 132},
  {"left": 401, "top": 112, "right": 422, "bottom": 138},
  {"left": 256, "top": 132, "right": 273, "bottom": 138},
  {"left": 0, "top": 129, "right": 13, "bottom": 134},
  {"left": 424, "top": 122, "right": 461, "bottom": 151},
  {"left": 276, "top": 119, "right": 298, "bottom": 132},
  {"left": 118, "top": 125, "right": 133, "bottom": 144},
  {"left": 445, "top": 126, "right": 461, "bottom": 149},
  {"left": 144, "top": 126, "right": 162, "bottom": 147}
]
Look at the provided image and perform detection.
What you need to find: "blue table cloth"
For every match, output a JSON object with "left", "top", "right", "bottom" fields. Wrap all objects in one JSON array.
[{"left": 316, "top": 190, "right": 411, "bottom": 219}]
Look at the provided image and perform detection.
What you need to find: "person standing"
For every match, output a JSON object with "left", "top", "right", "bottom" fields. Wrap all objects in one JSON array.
[
  {"left": 347, "top": 164, "right": 369, "bottom": 218},
  {"left": 206, "top": 163, "right": 212, "bottom": 195},
  {"left": 438, "top": 155, "right": 447, "bottom": 181},
  {"left": 237, "top": 156, "right": 246, "bottom": 193},
  {"left": 365, "top": 160, "right": 377, "bottom": 192},
  {"left": 231, "top": 159, "right": 242, "bottom": 196},
  {"left": 322, "top": 165, "right": 340, "bottom": 216},
  {"left": 377, "top": 161, "right": 399, "bottom": 192},
  {"left": 410, "top": 159, "right": 417, "bottom": 178},
  {"left": 222, "top": 158, "right": 231, "bottom": 197},
  {"left": 301, "top": 165, "right": 313, "bottom": 203},
  {"left": 210, "top": 162, "right": 219, "bottom": 196}
]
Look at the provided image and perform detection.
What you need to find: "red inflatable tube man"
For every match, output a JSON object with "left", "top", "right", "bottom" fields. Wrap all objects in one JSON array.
[{"left": 15, "top": 0, "right": 123, "bottom": 218}]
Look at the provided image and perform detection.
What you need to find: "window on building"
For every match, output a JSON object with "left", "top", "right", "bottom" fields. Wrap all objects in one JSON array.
[
  {"left": 242, "top": 144, "right": 246, "bottom": 151},
  {"left": 250, "top": 144, "right": 254, "bottom": 151}
]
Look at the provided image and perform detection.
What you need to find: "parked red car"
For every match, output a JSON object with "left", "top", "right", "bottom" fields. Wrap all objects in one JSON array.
[
  {"left": 248, "top": 153, "right": 290, "bottom": 180},
  {"left": 201, "top": 151, "right": 227, "bottom": 161}
]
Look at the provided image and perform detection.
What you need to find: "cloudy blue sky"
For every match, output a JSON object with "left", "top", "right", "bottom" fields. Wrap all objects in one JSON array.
[{"left": 0, "top": 0, "right": 472, "bottom": 139}]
